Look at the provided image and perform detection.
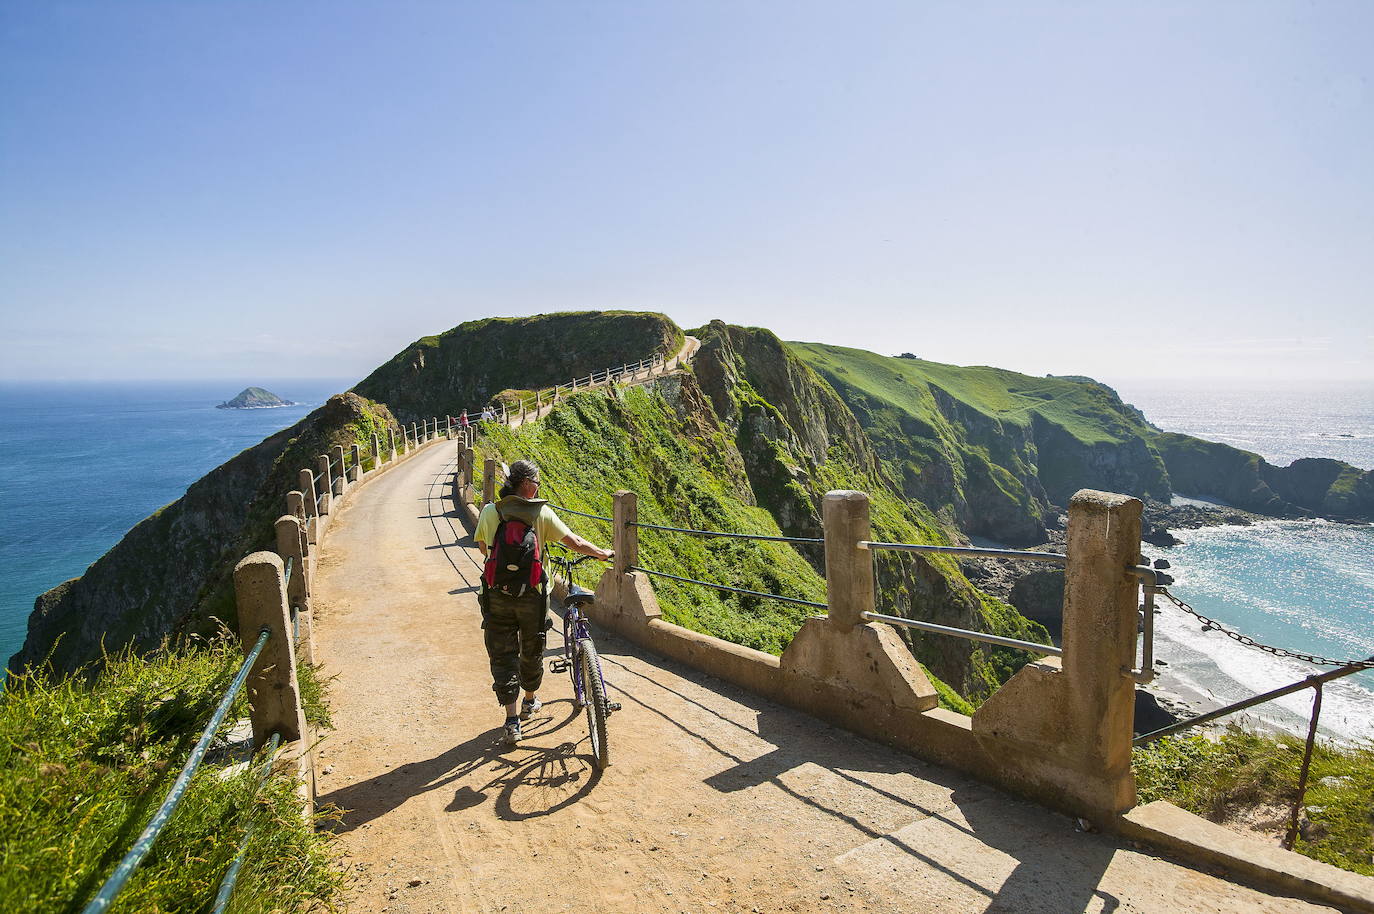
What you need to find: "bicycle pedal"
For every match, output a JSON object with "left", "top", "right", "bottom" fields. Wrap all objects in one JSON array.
[{"left": 549, "top": 660, "right": 569, "bottom": 673}]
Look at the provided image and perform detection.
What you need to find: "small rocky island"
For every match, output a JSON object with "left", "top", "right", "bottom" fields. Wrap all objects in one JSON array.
[{"left": 216, "top": 387, "right": 296, "bottom": 410}]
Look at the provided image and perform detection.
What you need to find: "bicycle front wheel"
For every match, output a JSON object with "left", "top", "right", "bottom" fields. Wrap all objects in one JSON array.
[{"left": 577, "top": 639, "right": 610, "bottom": 769}]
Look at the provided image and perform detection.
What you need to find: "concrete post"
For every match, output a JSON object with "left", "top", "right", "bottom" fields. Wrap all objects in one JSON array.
[
  {"left": 483, "top": 458, "right": 497, "bottom": 506},
  {"left": 233, "top": 552, "right": 308, "bottom": 746},
  {"left": 316, "top": 456, "right": 333, "bottom": 514},
  {"left": 536, "top": 391, "right": 543, "bottom": 410},
  {"left": 350, "top": 444, "right": 362, "bottom": 482},
  {"left": 432, "top": 418, "right": 438, "bottom": 442},
  {"left": 822, "top": 490, "right": 875, "bottom": 630},
  {"left": 286, "top": 490, "right": 306, "bottom": 526},
  {"left": 372, "top": 433, "right": 382, "bottom": 469},
  {"left": 520, "top": 400, "right": 526, "bottom": 424},
  {"left": 274, "top": 515, "right": 315, "bottom": 663},
  {"left": 613, "top": 490, "right": 637, "bottom": 576},
  {"left": 389, "top": 427, "right": 398, "bottom": 460},
  {"left": 1060, "top": 490, "right": 1143, "bottom": 812},
  {"left": 331, "top": 445, "right": 346, "bottom": 495},
  {"left": 462, "top": 447, "right": 475, "bottom": 489},
  {"left": 446, "top": 415, "right": 453, "bottom": 439}
]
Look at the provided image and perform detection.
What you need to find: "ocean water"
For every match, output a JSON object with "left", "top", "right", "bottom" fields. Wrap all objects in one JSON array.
[
  {"left": 1116, "top": 380, "right": 1374, "bottom": 742},
  {"left": 0, "top": 380, "right": 350, "bottom": 668}
]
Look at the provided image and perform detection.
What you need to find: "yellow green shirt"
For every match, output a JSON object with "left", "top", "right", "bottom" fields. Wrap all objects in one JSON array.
[{"left": 475, "top": 500, "right": 572, "bottom": 561}]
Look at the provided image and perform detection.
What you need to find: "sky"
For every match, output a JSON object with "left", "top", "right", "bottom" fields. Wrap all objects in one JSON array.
[{"left": 2, "top": 1, "right": 1371, "bottom": 386}]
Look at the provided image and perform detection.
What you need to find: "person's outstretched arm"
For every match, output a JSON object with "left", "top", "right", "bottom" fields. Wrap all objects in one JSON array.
[{"left": 560, "top": 532, "right": 612, "bottom": 562}]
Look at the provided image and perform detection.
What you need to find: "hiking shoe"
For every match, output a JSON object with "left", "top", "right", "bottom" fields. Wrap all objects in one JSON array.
[
  {"left": 520, "top": 697, "right": 542, "bottom": 719},
  {"left": 502, "top": 717, "right": 522, "bottom": 746}
]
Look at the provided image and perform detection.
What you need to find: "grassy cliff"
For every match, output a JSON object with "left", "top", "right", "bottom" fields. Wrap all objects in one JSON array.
[
  {"left": 353, "top": 310, "right": 683, "bottom": 423},
  {"left": 479, "top": 323, "right": 1051, "bottom": 704},
  {"left": 790, "top": 343, "right": 1171, "bottom": 544}
]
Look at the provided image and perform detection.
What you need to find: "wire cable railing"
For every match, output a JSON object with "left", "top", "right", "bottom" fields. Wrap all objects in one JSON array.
[
  {"left": 209, "top": 731, "right": 284, "bottom": 914},
  {"left": 628, "top": 564, "right": 827, "bottom": 610},
  {"left": 859, "top": 540, "right": 1067, "bottom": 563},
  {"left": 631, "top": 520, "right": 822, "bottom": 545},
  {"left": 548, "top": 503, "right": 613, "bottom": 521},
  {"left": 81, "top": 627, "right": 273, "bottom": 914}
]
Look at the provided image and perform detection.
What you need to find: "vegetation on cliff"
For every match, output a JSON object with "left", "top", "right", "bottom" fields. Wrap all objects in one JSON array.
[
  {"left": 479, "top": 322, "right": 1050, "bottom": 704},
  {"left": 791, "top": 342, "right": 1172, "bottom": 544},
  {"left": 1134, "top": 728, "right": 1374, "bottom": 876},
  {"left": 1156, "top": 432, "right": 1374, "bottom": 521},
  {"left": 353, "top": 310, "right": 684, "bottom": 423},
  {"left": 0, "top": 641, "right": 340, "bottom": 912}
]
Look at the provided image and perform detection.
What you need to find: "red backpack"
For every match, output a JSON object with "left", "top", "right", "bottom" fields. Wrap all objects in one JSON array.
[{"left": 483, "top": 506, "right": 544, "bottom": 597}]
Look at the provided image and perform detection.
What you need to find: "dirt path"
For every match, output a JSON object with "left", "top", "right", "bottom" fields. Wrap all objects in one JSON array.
[{"left": 311, "top": 427, "right": 1335, "bottom": 914}]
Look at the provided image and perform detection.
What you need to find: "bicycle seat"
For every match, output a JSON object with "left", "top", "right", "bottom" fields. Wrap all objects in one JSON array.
[{"left": 565, "top": 584, "right": 595, "bottom": 607}]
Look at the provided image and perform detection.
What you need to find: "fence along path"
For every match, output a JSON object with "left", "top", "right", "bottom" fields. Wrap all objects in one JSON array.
[{"left": 303, "top": 342, "right": 1332, "bottom": 913}]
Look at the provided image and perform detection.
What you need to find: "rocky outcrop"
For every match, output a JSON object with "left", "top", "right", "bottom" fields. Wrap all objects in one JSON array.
[
  {"left": 1155, "top": 433, "right": 1374, "bottom": 522},
  {"left": 353, "top": 311, "right": 683, "bottom": 423},
  {"left": 11, "top": 393, "right": 398, "bottom": 675},
  {"left": 217, "top": 387, "right": 295, "bottom": 409}
]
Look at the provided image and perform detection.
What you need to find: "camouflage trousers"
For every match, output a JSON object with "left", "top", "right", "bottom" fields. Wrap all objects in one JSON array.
[{"left": 480, "top": 587, "right": 548, "bottom": 706}]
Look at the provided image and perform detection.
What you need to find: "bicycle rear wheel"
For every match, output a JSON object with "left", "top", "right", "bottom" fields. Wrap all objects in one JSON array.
[{"left": 576, "top": 639, "right": 610, "bottom": 769}]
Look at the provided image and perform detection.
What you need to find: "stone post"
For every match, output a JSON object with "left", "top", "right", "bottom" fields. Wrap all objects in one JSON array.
[
  {"left": 822, "top": 490, "right": 875, "bottom": 630},
  {"left": 233, "top": 552, "right": 308, "bottom": 746},
  {"left": 446, "top": 415, "right": 453, "bottom": 439},
  {"left": 372, "top": 433, "right": 382, "bottom": 469},
  {"left": 316, "top": 455, "right": 333, "bottom": 514},
  {"left": 331, "top": 445, "right": 346, "bottom": 495},
  {"left": 613, "top": 490, "right": 637, "bottom": 576},
  {"left": 389, "top": 427, "right": 398, "bottom": 460},
  {"left": 1060, "top": 490, "right": 1143, "bottom": 813},
  {"left": 536, "top": 391, "right": 543, "bottom": 410},
  {"left": 286, "top": 490, "right": 306, "bottom": 527},
  {"left": 461, "top": 447, "right": 475, "bottom": 492},
  {"left": 274, "top": 515, "right": 315, "bottom": 664},
  {"left": 483, "top": 458, "right": 497, "bottom": 506},
  {"left": 520, "top": 400, "right": 526, "bottom": 424},
  {"left": 432, "top": 418, "right": 438, "bottom": 441}
]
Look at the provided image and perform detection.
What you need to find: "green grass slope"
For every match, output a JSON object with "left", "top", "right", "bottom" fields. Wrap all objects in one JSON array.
[{"left": 790, "top": 342, "right": 1171, "bottom": 543}]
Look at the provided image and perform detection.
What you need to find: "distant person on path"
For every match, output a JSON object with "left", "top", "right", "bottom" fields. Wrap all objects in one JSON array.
[
  {"left": 474, "top": 459, "right": 612, "bottom": 745},
  {"left": 459, "top": 410, "right": 469, "bottom": 430},
  {"left": 480, "top": 405, "right": 495, "bottom": 423}
]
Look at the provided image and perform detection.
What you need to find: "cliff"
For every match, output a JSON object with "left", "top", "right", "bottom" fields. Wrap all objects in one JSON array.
[
  {"left": 352, "top": 311, "right": 683, "bottom": 423},
  {"left": 790, "top": 343, "right": 1171, "bottom": 545},
  {"left": 1155, "top": 433, "right": 1374, "bottom": 521}
]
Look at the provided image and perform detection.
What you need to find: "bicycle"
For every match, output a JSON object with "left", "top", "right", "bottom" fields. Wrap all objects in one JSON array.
[{"left": 547, "top": 551, "right": 619, "bottom": 769}]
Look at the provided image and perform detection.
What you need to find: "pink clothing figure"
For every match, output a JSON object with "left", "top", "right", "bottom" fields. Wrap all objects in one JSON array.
[{"left": 460, "top": 410, "right": 470, "bottom": 428}]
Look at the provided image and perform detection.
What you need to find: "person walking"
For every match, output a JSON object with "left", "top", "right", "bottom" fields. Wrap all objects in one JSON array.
[{"left": 474, "top": 459, "right": 612, "bottom": 745}]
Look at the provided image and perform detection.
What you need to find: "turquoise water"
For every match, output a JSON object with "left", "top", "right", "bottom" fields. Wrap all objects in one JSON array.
[
  {"left": 1117, "top": 380, "right": 1374, "bottom": 741},
  {"left": 0, "top": 380, "right": 349, "bottom": 668}
]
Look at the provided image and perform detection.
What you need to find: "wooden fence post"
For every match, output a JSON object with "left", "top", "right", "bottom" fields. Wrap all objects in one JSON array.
[{"left": 822, "top": 491, "right": 875, "bottom": 630}]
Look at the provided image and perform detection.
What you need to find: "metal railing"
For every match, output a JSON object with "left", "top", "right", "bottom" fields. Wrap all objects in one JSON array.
[
  {"left": 549, "top": 503, "right": 613, "bottom": 521},
  {"left": 210, "top": 731, "right": 283, "bottom": 914},
  {"left": 632, "top": 520, "right": 822, "bottom": 545},
  {"left": 81, "top": 628, "right": 273, "bottom": 914},
  {"left": 628, "top": 564, "right": 827, "bottom": 610}
]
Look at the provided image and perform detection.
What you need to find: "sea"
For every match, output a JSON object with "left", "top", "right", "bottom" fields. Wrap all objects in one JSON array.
[
  {"left": 1, "top": 378, "right": 1371, "bottom": 742},
  {"left": 1113, "top": 380, "right": 1374, "bottom": 743},
  {"left": 0, "top": 380, "right": 351, "bottom": 672}
]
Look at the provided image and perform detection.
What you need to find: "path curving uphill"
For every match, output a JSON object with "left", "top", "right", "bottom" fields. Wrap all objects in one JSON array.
[{"left": 310, "top": 352, "right": 1334, "bottom": 913}]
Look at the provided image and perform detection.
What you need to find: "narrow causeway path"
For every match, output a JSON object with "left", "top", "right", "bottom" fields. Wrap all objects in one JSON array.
[{"left": 311, "top": 407, "right": 1335, "bottom": 914}]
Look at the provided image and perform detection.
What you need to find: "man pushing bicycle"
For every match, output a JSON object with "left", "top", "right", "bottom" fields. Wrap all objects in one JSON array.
[{"left": 474, "top": 459, "right": 612, "bottom": 745}]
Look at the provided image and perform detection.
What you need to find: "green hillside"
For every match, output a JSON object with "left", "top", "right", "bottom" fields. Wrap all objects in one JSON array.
[{"left": 790, "top": 342, "right": 1171, "bottom": 544}]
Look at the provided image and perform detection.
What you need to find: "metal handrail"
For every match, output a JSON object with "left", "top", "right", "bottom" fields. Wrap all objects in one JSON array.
[
  {"left": 859, "top": 541, "right": 1067, "bottom": 563},
  {"left": 629, "top": 564, "right": 827, "bottom": 609},
  {"left": 209, "top": 731, "right": 283, "bottom": 914},
  {"left": 548, "top": 503, "right": 612, "bottom": 521},
  {"left": 631, "top": 520, "right": 822, "bottom": 545},
  {"left": 861, "top": 610, "right": 1061, "bottom": 657},
  {"left": 81, "top": 628, "right": 273, "bottom": 914}
]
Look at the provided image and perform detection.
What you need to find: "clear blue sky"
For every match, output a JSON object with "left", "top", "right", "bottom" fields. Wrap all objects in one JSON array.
[{"left": 2, "top": 1, "right": 1371, "bottom": 385}]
